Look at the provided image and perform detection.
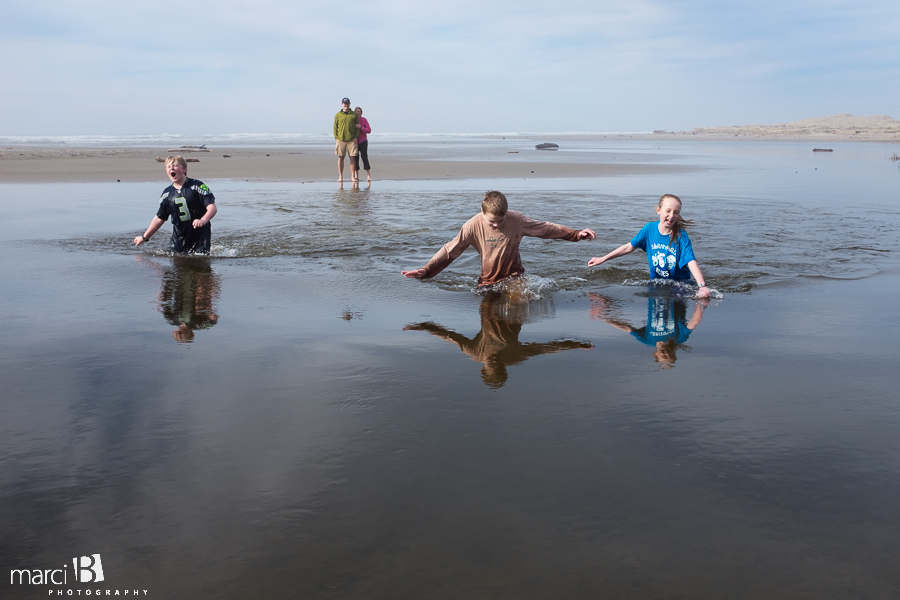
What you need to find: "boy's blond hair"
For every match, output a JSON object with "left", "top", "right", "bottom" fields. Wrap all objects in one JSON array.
[
  {"left": 165, "top": 155, "right": 188, "bottom": 169},
  {"left": 481, "top": 190, "right": 508, "bottom": 216}
]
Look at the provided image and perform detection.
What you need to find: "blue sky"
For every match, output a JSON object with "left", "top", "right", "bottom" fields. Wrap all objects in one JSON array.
[{"left": 1, "top": 0, "right": 897, "bottom": 135}]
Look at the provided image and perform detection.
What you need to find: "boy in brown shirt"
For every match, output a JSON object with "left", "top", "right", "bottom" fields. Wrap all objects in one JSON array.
[{"left": 401, "top": 191, "right": 596, "bottom": 286}]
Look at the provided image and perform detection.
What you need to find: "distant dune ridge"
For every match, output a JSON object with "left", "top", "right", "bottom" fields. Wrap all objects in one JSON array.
[{"left": 687, "top": 113, "right": 900, "bottom": 139}]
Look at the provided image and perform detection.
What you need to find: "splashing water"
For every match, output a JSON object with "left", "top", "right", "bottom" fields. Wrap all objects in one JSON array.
[
  {"left": 28, "top": 143, "right": 900, "bottom": 297},
  {"left": 209, "top": 244, "right": 239, "bottom": 258},
  {"left": 623, "top": 277, "right": 724, "bottom": 300},
  {"left": 476, "top": 275, "right": 560, "bottom": 302}
]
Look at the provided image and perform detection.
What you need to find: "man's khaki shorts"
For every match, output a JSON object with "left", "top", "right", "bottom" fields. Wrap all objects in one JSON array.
[{"left": 335, "top": 139, "right": 359, "bottom": 158}]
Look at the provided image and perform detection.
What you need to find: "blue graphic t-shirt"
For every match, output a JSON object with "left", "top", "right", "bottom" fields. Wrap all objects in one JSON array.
[
  {"left": 630, "top": 297, "right": 692, "bottom": 347},
  {"left": 630, "top": 222, "right": 696, "bottom": 280}
]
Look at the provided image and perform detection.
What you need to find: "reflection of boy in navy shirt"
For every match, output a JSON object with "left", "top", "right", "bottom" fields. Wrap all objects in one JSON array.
[
  {"left": 159, "top": 257, "right": 221, "bottom": 342},
  {"left": 136, "top": 254, "right": 220, "bottom": 343},
  {"left": 589, "top": 292, "right": 706, "bottom": 366}
]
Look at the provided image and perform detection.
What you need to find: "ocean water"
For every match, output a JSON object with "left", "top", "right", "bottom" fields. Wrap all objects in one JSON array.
[{"left": 2, "top": 140, "right": 900, "bottom": 598}]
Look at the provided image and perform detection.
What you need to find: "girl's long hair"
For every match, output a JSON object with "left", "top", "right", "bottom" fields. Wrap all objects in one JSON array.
[{"left": 658, "top": 194, "right": 694, "bottom": 245}]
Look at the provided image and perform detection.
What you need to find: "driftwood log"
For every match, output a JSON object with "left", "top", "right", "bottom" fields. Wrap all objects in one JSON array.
[{"left": 167, "top": 145, "right": 212, "bottom": 153}]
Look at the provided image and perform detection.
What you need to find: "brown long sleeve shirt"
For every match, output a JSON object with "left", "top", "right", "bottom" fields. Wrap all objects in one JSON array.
[{"left": 422, "top": 211, "right": 582, "bottom": 286}]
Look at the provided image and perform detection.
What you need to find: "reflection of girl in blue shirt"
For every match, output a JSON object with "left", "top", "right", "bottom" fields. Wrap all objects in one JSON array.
[
  {"left": 589, "top": 292, "right": 706, "bottom": 366},
  {"left": 630, "top": 296, "right": 693, "bottom": 347},
  {"left": 588, "top": 194, "right": 710, "bottom": 298}
]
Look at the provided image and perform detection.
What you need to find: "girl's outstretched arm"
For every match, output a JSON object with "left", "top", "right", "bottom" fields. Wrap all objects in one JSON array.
[
  {"left": 687, "top": 260, "right": 709, "bottom": 298},
  {"left": 588, "top": 242, "right": 635, "bottom": 267}
]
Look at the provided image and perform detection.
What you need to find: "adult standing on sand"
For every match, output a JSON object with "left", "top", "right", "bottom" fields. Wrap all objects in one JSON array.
[
  {"left": 334, "top": 97, "right": 360, "bottom": 182},
  {"left": 355, "top": 106, "right": 372, "bottom": 182}
]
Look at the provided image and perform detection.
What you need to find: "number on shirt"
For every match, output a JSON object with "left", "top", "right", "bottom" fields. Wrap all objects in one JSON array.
[{"left": 174, "top": 196, "right": 191, "bottom": 222}]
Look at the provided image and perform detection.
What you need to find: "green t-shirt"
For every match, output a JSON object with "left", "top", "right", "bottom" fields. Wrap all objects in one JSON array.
[{"left": 333, "top": 110, "right": 360, "bottom": 142}]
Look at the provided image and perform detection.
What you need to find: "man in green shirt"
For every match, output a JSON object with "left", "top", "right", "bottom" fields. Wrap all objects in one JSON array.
[{"left": 334, "top": 97, "right": 360, "bottom": 182}]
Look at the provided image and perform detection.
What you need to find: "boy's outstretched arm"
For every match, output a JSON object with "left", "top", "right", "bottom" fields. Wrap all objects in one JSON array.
[
  {"left": 687, "top": 260, "right": 709, "bottom": 298},
  {"left": 135, "top": 217, "right": 166, "bottom": 246},
  {"left": 401, "top": 225, "right": 472, "bottom": 279},
  {"left": 519, "top": 216, "right": 594, "bottom": 242},
  {"left": 193, "top": 203, "right": 217, "bottom": 229},
  {"left": 588, "top": 242, "right": 635, "bottom": 267}
]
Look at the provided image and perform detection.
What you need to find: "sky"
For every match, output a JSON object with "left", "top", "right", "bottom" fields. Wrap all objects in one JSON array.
[{"left": 1, "top": 0, "right": 898, "bottom": 135}]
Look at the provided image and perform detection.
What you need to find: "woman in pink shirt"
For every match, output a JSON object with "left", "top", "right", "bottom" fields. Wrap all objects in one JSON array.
[{"left": 354, "top": 106, "right": 372, "bottom": 181}]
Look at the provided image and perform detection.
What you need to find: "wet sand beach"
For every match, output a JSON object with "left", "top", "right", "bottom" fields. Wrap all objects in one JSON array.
[
  {"left": 3, "top": 123, "right": 898, "bottom": 184},
  {"left": 0, "top": 141, "right": 702, "bottom": 183},
  {"left": 2, "top": 138, "right": 900, "bottom": 598}
]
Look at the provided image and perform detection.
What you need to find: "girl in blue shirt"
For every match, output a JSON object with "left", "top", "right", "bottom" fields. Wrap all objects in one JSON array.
[{"left": 588, "top": 194, "right": 710, "bottom": 298}]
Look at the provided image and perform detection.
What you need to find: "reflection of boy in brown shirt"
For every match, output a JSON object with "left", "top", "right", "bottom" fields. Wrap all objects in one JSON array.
[
  {"left": 405, "top": 295, "right": 594, "bottom": 388},
  {"left": 402, "top": 191, "right": 596, "bottom": 286}
]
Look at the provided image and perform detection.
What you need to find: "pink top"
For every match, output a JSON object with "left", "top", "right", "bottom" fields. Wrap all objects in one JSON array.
[{"left": 357, "top": 117, "right": 371, "bottom": 143}]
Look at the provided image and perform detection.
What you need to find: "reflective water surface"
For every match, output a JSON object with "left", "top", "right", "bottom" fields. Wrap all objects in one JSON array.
[{"left": 2, "top": 140, "right": 900, "bottom": 598}]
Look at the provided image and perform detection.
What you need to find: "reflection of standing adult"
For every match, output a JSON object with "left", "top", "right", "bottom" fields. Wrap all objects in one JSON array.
[
  {"left": 355, "top": 106, "right": 372, "bottom": 182},
  {"left": 334, "top": 97, "right": 360, "bottom": 183},
  {"left": 405, "top": 294, "right": 593, "bottom": 388}
]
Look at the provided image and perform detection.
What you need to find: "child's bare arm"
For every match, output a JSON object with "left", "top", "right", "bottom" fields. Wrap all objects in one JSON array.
[
  {"left": 193, "top": 203, "right": 217, "bottom": 229},
  {"left": 687, "top": 260, "right": 709, "bottom": 298},
  {"left": 135, "top": 217, "right": 166, "bottom": 246},
  {"left": 587, "top": 242, "right": 635, "bottom": 267}
]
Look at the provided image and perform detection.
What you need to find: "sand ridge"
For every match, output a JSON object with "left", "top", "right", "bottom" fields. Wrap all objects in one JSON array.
[{"left": 683, "top": 113, "right": 900, "bottom": 140}]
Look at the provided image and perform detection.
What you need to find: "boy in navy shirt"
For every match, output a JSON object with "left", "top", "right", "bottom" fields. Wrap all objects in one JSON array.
[{"left": 134, "top": 155, "right": 217, "bottom": 254}]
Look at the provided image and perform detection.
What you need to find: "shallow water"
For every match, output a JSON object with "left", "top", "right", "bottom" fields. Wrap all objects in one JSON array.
[{"left": 2, "top": 140, "right": 900, "bottom": 598}]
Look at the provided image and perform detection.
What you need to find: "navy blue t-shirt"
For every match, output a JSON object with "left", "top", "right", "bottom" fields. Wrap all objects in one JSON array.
[
  {"left": 630, "top": 222, "right": 696, "bottom": 280},
  {"left": 156, "top": 178, "right": 215, "bottom": 254}
]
